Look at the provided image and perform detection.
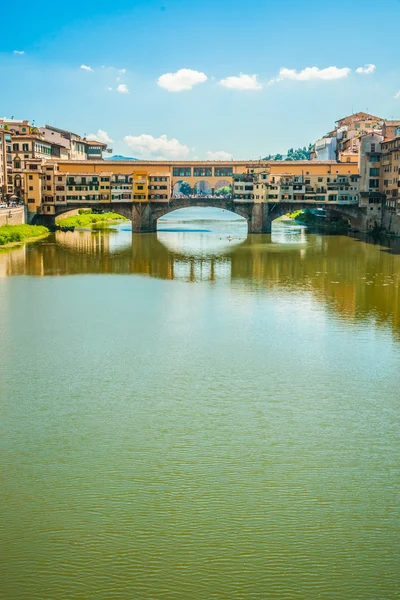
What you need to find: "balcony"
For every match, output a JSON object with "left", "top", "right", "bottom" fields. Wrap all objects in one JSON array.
[
  {"left": 234, "top": 195, "right": 254, "bottom": 202},
  {"left": 233, "top": 175, "right": 254, "bottom": 183}
]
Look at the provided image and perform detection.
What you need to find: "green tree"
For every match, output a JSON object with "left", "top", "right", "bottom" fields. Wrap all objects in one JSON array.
[
  {"left": 215, "top": 185, "right": 232, "bottom": 196},
  {"left": 179, "top": 182, "right": 192, "bottom": 196}
]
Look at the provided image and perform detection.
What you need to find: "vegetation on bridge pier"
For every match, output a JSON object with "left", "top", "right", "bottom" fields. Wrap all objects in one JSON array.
[
  {"left": 0, "top": 224, "right": 50, "bottom": 247},
  {"left": 56, "top": 209, "right": 128, "bottom": 229}
]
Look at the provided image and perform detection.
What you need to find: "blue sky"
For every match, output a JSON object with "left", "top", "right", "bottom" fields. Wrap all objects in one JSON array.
[{"left": 1, "top": 0, "right": 400, "bottom": 159}]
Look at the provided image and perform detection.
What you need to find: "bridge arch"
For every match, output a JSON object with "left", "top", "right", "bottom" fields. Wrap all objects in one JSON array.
[
  {"left": 172, "top": 180, "right": 192, "bottom": 198},
  {"left": 153, "top": 200, "right": 252, "bottom": 230},
  {"left": 40, "top": 203, "right": 134, "bottom": 226},
  {"left": 193, "top": 180, "right": 212, "bottom": 196},
  {"left": 214, "top": 179, "right": 232, "bottom": 196}
]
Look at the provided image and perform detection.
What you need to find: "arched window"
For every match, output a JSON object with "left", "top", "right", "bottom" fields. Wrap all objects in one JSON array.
[{"left": 14, "top": 174, "right": 22, "bottom": 188}]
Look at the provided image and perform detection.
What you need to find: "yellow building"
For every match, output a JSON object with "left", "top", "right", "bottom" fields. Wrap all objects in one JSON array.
[
  {"left": 235, "top": 169, "right": 359, "bottom": 205},
  {"left": 24, "top": 159, "right": 44, "bottom": 215}
]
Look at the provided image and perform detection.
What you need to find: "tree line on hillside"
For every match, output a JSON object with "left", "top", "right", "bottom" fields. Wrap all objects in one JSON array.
[{"left": 263, "top": 144, "right": 314, "bottom": 161}]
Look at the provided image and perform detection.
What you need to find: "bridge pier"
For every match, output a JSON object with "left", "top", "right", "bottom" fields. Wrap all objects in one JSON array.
[
  {"left": 246, "top": 203, "right": 270, "bottom": 234},
  {"left": 131, "top": 203, "right": 157, "bottom": 233},
  {"left": 130, "top": 201, "right": 273, "bottom": 234},
  {"left": 236, "top": 202, "right": 271, "bottom": 234}
]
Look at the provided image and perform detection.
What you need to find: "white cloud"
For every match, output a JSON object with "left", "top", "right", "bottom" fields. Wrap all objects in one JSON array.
[
  {"left": 13, "top": 50, "right": 24, "bottom": 55},
  {"left": 81, "top": 64, "right": 93, "bottom": 72},
  {"left": 86, "top": 129, "right": 113, "bottom": 144},
  {"left": 101, "top": 65, "right": 126, "bottom": 72},
  {"left": 395, "top": 91, "right": 400, "bottom": 99},
  {"left": 269, "top": 66, "right": 351, "bottom": 84},
  {"left": 356, "top": 64, "right": 376, "bottom": 74},
  {"left": 124, "top": 134, "right": 189, "bottom": 158},
  {"left": 107, "top": 87, "right": 113, "bottom": 91},
  {"left": 116, "top": 84, "right": 129, "bottom": 94},
  {"left": 157, "top": 68, "right": 207, "bottom": 92},
  {"left": 206, "top": 150, "right": 233, "bottom": 160},
  {"left": 219, "top": 73, "right": 262, "bottom": 90}
]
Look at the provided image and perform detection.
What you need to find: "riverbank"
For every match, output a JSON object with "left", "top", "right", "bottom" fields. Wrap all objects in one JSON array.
[
  {"left": 0, "top": 224, "right": 50, "bottom": 248},
  {"left": 286, "top": 209, "right": 349, "bottom": 234},
  {"left": 57, "top": 211, "right": 128, "bottom": 228}
]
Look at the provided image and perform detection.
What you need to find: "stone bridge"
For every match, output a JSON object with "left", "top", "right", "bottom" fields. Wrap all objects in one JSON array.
[{"left": 42, "top": 199, "right": 366, "bottom": 234}]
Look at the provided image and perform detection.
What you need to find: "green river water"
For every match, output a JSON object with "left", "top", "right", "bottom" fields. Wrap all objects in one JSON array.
[{"left": 0, "top": 211, "right": 399, "bottom": 599}]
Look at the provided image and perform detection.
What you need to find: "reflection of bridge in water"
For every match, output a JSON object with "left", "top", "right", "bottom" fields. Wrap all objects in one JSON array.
[{"left": 1, "top": 227, "right": 400, "bottom": 336}]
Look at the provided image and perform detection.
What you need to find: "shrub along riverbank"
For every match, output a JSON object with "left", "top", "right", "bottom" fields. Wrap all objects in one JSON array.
[
  {"left": 57, "top": 210, "right": 128, "bottom": 228},
  {"left": 0, "top": 224, "right": 49, "bottom": 247},
  {"left": 286, "top": 209, "right": 349, "bottom": 233}
]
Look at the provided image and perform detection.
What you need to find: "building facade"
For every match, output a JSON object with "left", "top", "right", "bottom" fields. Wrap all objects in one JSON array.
[
  {"left": 234, "top": 170, "right": 359, "bottom": 205},
  {"left": 24, "top": 159, "right": 358, "bottom": 219}
]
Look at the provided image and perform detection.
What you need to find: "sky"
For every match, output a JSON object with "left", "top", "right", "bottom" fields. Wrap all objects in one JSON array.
[{"left": 1, "top": 0, "right": 400, "bottom": 160}]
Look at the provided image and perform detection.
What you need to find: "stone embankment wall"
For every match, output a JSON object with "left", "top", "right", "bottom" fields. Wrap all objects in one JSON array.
[
  {"left": 352, "top": 205, "right": 400, "bottom": 236},
  {"left": 0, "top": 206, "right": 26, "bottom": 227},
  {"left": 383, "top": 211, "right": 400, "bottom": 235}
]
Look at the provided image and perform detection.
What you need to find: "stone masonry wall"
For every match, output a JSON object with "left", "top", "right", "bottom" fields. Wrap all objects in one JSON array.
[{"left": 0, "top": 206, "right": 26, "bottom": 227}]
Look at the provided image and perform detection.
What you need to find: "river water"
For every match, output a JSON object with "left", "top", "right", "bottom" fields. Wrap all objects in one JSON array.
[{"left": 0, "top": 210, "right": 399, "bottom": 600}]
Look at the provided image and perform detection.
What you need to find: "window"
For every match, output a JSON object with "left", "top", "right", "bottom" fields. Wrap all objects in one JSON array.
[
  {"left": 47, "top": 175, "right": 51, "bottom": 180},
  {"left": 14, "top": 160, "right": 21, "bottom": 169},
  {"left": 214, "top": 167, "right": 233, "bottom": 177},
  {"left": 58, "top": 176, "right": 63, "bottom": 182},
  {"left": 12, "top": 143, "right": 19, "bottom": 152},
  {"left": 369, "top": 168, "right": 380, "bottom": 176},
  {"left": 369, "top": 179, "right": 379, "bottom": 188},
  {"left": 137, "top": 185, "right": 144, "bottom": 190},
  {"left": 29, "top": 164, "right": 38, "bottom": 170},
  {"left": 28, "top": 198, "right": 35, "bottom": 204},
  {"left": 371, "top": 144, "right": 376, "bottom": 152},
  {"left": 173, "top": 167, "right": 191, "bottom": 177},
  {"left": 29, "top": 175, "right": 33, "bottom": 180},
  {"left": 29, "top": 186, "right": 33, "bottom": 191},
  {"left": 22, "top": 143, "right": 29, "bottom": 152},
  {"left": 194, "top": 167, "right": 212, "bottom": 177}
]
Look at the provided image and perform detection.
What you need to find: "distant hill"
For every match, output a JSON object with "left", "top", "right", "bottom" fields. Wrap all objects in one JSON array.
[{"left": 105, "top": 155, "right": 138, "bottom": 161}]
